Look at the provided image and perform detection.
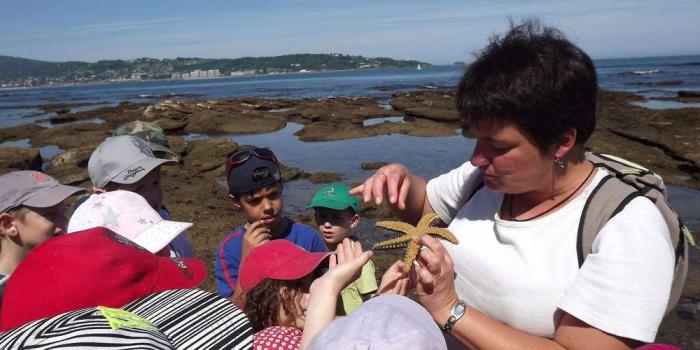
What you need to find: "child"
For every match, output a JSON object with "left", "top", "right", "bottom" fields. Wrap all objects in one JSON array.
[
  {"left": 215, "top": 146, "right": 327, "bottom": 300},
  {"left": 0, "top": 171, "right": 85, "bottom": 297},
  {"left": 239, "top": 239, "right": 372, "bottom": 350},
  {"left": 306, "top": 183, "right": 378, "bottom": 315},
  {"left": 86, "top": 134, "right": 195, "bottom": 258}
]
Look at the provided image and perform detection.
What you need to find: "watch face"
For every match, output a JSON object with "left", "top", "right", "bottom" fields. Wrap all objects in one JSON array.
[{"left": 453, "top": 303, "right": 466, "bottom": 317}]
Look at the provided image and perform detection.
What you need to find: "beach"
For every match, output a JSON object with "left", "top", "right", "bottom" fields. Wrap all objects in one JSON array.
[{"left": 1, "top": 62, "right": 699, "bottom": 347}]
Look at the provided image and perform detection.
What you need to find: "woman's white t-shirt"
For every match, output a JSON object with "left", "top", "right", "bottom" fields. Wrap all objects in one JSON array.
[{"left": 426, "top": 161, "right": 674, "bottom": 342}]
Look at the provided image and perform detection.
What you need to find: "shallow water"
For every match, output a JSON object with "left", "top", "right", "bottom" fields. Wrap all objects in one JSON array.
[{"left": 223, "top": 122, "right": 700, "bottom": 244}]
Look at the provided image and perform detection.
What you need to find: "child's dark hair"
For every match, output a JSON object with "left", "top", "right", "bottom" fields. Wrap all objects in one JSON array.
[{"left": 244, "top": 278, "right": 306, "bottom": 332}]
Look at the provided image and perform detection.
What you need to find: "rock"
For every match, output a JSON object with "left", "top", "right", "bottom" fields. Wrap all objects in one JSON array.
[
  {"left": 361, "top": 162, "right": 389, "bottom": 170},
  {"left": 182, "top": 138, "right": 238, "bottom": 174},
  {"left": 0, "top": 147, "right": 42, "bottom": 173},
  {"left": 184, "top": 110, "right": 287, "bottom": 135},
  {"left": 49, "top": 114, "right": 79, "bottom": 124},
  {"left": 280, "top": 164, "right": 308, "bottom": 182},
  {"left": 44, "top": 147, "right": 94, "bottom": 185},
  {"left": 308, "top": 171, "right": 343, "bottom": 183},
  {"left": 154, "top": 119, "right": 189, "bottom": 131},
  {"left": 30, "top": 123, "right": 111, "bottom": 149},
  {"left": 0, "top": 124, "right": 46, "bottom": 143},
  {"left": 678, "top": 91, "right": 700, "bottom": 99},
  {"left": 166, "top": 135, "right": 189, "bottom": 156}
]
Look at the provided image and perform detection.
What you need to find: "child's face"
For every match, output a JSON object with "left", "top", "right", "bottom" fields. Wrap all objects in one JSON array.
[
  {"left": 112, "top": 168, "right": 163, "bottom": 211},
  {"left": 233, "top": 183, "right": 283, "bottom": 230},
  {"left": 314, "top": 207, "right": 358, "bottom": 248},
  {"left": 13, "top": 203, "right": 67, "bottom": 247}
]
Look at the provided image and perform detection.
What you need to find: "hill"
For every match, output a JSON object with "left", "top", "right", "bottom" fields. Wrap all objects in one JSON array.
[{"left": 0, "top": 54, "right": 430, "bottom": 87}]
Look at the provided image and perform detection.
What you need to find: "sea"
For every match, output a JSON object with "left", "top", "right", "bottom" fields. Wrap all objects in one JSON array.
[{"left": 1, "top": 55, "right": 699, "bottom": 238}]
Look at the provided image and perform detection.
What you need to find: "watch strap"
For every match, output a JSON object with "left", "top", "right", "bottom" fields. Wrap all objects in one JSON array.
[{"left": 441, "top": 300, "right": 467, "bottom": 334}]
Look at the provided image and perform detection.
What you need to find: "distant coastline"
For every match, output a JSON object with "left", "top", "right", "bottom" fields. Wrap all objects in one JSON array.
[{"left": 0, "top": 53, "right": 431, "bottom": 89}]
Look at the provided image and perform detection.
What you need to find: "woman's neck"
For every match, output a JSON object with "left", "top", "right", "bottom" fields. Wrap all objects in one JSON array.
[
  {"left": 507, "top": 159, "right": 595, "bottom": 221},
  {"left": 0, "top": 240, "right": 29, "bottom": 276}
]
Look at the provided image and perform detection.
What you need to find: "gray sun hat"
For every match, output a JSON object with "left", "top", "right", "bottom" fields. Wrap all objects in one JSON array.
[
  {"left": 88, "top": 135, "right": 176, "bottom": 188},
  {"left": 308, "top": 295, "right": 447, "bottom": 350},
  {"left": 0, "top": 171, "right": 85, "bottom": 213}
]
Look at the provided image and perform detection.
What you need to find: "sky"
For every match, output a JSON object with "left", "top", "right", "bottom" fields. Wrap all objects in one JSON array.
[{"left": 1, "top": 0, "right": 699, "bottom": 65}]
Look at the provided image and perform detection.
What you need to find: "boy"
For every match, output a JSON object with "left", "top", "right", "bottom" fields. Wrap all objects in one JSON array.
[
  {"left": 85, "top": 134, "right": 195, "bottom": 258},
  {"left": 215, "top": 146, "right": 327, "bottom": 299},
  {"left": 0, "top": 171, "right": 85, "bottom": 296},
  {"left": 307, "top": 183, "right": 378, "bottom": 314}
]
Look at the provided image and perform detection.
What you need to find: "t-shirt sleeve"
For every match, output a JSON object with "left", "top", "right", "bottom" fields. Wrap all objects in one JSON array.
[
  {"left": 214, "top": 233, "right": 243, "bottom": 298},
  {"left": 293, "top": 223, "right": 329, "bottom": 252},
  {"left": 355, "top": 260, "right": 379, "bottom": 294},
  {"left": 558, "top": 197, "right": 675, "bottom": 343},
  {"left": 426, "top": 161, "right": 482, "bottom": 224}
]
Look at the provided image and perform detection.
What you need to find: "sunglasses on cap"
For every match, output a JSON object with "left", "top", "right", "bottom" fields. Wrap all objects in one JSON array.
[{"left": 225, "top": 147, "right": 280, "bottom": 179}]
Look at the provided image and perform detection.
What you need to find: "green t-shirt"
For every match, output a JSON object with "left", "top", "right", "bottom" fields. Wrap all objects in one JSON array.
[{"left": 339, "top": 259, "right": 378, "bottom": 315}]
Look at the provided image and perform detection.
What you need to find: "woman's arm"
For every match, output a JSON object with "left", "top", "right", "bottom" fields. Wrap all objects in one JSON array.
[{"left": 412, "top": 235, "right": 642, "bottom": 350}]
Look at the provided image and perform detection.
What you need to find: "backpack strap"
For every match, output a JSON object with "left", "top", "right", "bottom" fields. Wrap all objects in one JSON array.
[{"left": 576, "top": 174, "right": 641, "bottom": 267}]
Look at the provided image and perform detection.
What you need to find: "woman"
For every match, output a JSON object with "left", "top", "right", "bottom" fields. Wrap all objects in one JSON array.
[{"left": 352, "top": 20, "right": 674, "bottom": 349}]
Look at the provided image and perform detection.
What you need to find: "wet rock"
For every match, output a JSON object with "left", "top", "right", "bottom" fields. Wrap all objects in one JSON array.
[
  {"left": 30, "top": 123, "right": 111, "bottom": 149},
  {"left": 361, "top": 162, "right": 389, "bottom": 170},
  {"left": 184, "top": 110, "right": 287, "bottom": 135},
  {"left": 679, "top": 90, "right": 700, "bottom": 99},
  {"left": 48, "top": 114, "right": 79, "bottom": 124},
  {"left": 0, "top": 124, "right": 46, "bottom": 142},
  {"left": 280, "top": 164, "right": 309, "bottom": 182},
  {"left": 308, "top": 171, "right": 343, "bottom": 183},
  {"left": 166, "top": 136, "right": 189, "bottom": 156},
  {"left": 44, "top": 147, "right": 93, "bottom": 185},
  {"left": 295, "top": 118, "right": 456, "bottom": 141},
  {"left": 154, "top": 119, "right": 189, "bottom": 132},
  {"left": 0, "top": 147, "right": 42, "bottom": 173},
  {"left": 182, "top": 138, "right": 238, "bottom": 174},
  {"left": 390, "top": 89, "right": 460, "bottom": 123}
]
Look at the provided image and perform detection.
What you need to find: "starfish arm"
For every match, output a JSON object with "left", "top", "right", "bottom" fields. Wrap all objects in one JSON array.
[
  {"left": 373, "top": 235, "right": 413, "bottom": 250},
  {"left": 402, "top": 241, "right": 421, "bottom": 274},
  {"left": 375, "top": 221, "right": 417, "bottom": 235},
  {"left": 424, "top": 228, "right": 459, "bottom": 244},
  {"left": 416, "top": 212, "right": 441, "bottom": 229}
]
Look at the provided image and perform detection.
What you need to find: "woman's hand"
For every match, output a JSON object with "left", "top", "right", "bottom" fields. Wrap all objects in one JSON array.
[
  {"left": 414, "top": 235, "right": 460, "bottom": 326},
  {"left": 350, "top": 163, "right": 412, "bottom": 209},
  {"left": 377, "top": 260, "right": 411, "bottom": 295}
]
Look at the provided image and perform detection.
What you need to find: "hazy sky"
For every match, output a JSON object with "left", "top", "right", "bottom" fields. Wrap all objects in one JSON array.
[{"left": 1, "top": 0, "right": 698, "bottom": 64}]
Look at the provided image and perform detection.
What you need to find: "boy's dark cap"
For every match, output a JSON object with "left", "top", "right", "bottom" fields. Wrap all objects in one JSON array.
[{"left": 226, "top": 155, "right": 281, "bottom": 196}]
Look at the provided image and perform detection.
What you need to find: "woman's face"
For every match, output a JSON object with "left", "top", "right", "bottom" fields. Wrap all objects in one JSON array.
[{"left": 469, "top": 120, "right": 554, "bottom": 194}]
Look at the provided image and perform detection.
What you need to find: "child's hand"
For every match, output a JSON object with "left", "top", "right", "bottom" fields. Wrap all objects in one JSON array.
[
  {"left": 311, "top": 238, "right": 373, "bottom": 295},
  {"left": 241, "top": 220, "right": 271, "bottom": 259},
  {"left": 378, "top": 260, "right": 412, "bottom": 296}
]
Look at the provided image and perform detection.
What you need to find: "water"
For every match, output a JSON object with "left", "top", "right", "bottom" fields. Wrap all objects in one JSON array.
[{"left": 1, "top": 55, "right": 699, "bottom": 236}]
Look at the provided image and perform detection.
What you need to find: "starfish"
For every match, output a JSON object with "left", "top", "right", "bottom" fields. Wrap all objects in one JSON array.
[{"left": 373, "top": 213, "right": 458, "bottom": 273}]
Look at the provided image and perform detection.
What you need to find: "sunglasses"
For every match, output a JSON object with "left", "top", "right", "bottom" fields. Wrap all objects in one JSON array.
[{"left": 225, "top": 147, "right": 280, "bottom": 179}]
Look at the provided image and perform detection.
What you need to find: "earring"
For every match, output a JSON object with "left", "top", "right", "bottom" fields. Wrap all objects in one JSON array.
[{"left": 554, "top": 157, "right": 566, "bottom": 169}]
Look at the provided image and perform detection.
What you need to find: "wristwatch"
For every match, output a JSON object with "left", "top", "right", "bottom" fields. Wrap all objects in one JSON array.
[{"left": 441, "top": 300, "right": 467, "bottom": 334}]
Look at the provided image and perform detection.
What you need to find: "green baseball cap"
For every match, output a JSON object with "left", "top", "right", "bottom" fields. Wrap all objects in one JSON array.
[
  {"left": 114, "top": 120, "right": 179, "bottom": 161},
  {"left": 306, "top": 183, "right": 360, "bottom": 213}
]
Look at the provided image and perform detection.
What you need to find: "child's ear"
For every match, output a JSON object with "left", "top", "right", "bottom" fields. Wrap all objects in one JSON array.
[
  {"left": 228, "top": 194, "right": 242, "bottom": 209},
  {"left": 0, "top": 213, "right": 18, "bottom": 238},
  {"left": 349, "top": 213, "right": 360, "bottom": 229}
]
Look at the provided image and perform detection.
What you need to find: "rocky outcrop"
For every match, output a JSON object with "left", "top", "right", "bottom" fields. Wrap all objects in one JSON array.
[{"left": 0, "top": 148, "right": 42, "bottom": 173}]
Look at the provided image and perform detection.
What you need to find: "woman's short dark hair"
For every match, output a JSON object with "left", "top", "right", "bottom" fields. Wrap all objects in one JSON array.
[{"left": 456, "top": 19, "right": 597, "bottom": 152}]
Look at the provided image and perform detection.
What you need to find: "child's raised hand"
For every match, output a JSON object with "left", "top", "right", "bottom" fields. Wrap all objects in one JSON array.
[
  {"left": 312, "top": 238, "right": 373, "bottom": 295},
  {"left": 378, "top": 260, "right": 412, "bottom": 296},
  {"left": 241, "top": 220, "right": 271, "bottom": 259}
]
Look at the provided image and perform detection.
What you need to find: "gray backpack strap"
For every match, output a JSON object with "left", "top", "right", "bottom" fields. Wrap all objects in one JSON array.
[
  {"left": 581, "top": 152, "right": 693, "bottom": 313},
  {"left": 576, "top": 174, "right": 640, "bottom": 266}
]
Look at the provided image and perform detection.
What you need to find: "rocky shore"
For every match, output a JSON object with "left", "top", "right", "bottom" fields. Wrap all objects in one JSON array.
[{"left": 1, "top": 89, "right": 698, "bottom": 347}]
